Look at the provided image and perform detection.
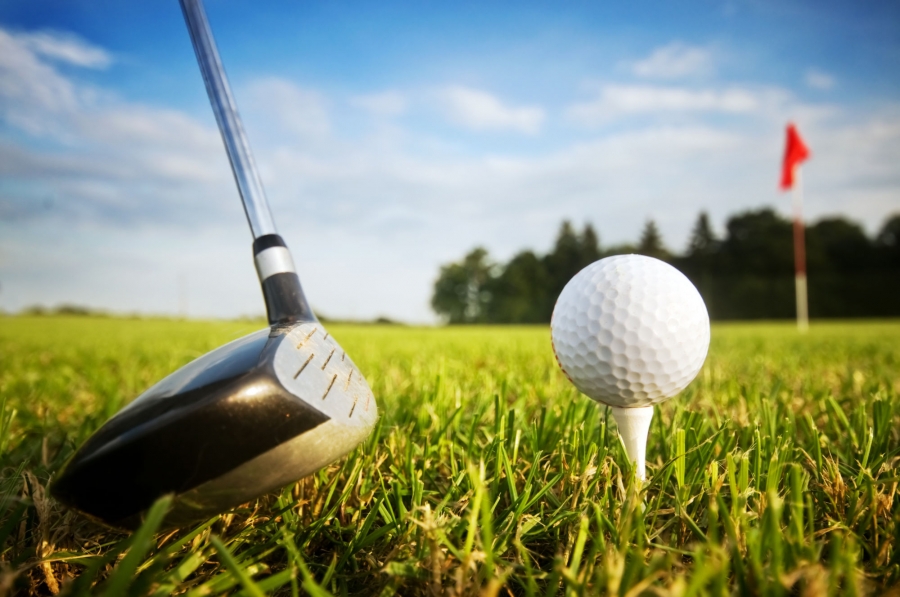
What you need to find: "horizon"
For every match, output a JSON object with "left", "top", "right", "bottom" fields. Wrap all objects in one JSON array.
[{"left": 4, "top": 204, "right": 896, "bottom": 322}]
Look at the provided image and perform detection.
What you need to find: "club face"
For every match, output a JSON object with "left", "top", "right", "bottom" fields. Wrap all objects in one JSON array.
[{"left": 50, "top": 322, "right": 377, "bottom": 529}]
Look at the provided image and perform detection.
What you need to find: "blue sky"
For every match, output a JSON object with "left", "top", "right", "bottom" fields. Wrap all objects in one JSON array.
[{"left": 1, "top": 0, "right": 898, "bottom": 322}]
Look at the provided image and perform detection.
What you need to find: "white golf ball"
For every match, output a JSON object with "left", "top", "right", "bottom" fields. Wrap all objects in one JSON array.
[{"left": 551, "top": 254, "right": 710, "bottom": 408}]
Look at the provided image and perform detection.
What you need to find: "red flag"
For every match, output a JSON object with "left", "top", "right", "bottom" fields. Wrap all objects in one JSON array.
[{"left": 780, "top": 123, "right": 810, "bottom": 189}]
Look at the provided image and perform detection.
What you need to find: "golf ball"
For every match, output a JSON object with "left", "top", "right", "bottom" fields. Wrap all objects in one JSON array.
[{"left": 551, "top": 254, "right": 709, "bottom": 408}]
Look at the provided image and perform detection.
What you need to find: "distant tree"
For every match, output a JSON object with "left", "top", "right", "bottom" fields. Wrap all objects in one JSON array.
[
  {"left": 487, "top": 251, "right": 552, "bottom": 323},
  {"left": 679, "top": 212, "right": 718, "bottom": 313},
  {"left": 544, "top": 221, "right": 603, "bottom": 304},
  {"left": 709, "top": 209, "right": 794, "bottom": 319},
  {"left": 686, "top": 212, "right": 717, "bottom": 257},
  {"left": 581, "top": 224, "right": 602, "bottom": 264},
  {"left": 544, "top": 221, "right": 582, "bottom": 284},
  {"left": 719, "top": 209, "right": 793, "bottom": 275},
  {"left": 877, "top": 214, "right": 900, "bottom": 247},
  {"left": 603, "top": 243, "right": 637, "bottom": 257},
  {"left": 56, "top": 304, "right": 95, "bottom": 316},
  {"left": 876, "top": 213, "right": 900, "bottom": 267},
  {"left": 374, "top": 316, "right": 401, "bottom": 325},
  {"left": 431, "top": 247, "right": 494, "bottom": 324},
  {"left": 806, "top": 218, "right": 874, "bottom": 273},
  {"left": 637, "top": 220, "right": 669, "bottom": 260},
  {"left": 431, "top": 210, "right": 900, "bottom": 323}
]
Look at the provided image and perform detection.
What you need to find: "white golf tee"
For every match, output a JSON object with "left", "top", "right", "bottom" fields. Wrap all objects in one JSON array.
[{"left": 610, "top": 405, "right": 654, "bottom": 481}]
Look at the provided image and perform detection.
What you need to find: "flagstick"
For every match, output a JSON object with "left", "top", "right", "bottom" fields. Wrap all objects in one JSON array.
[{"left": 792, "top": 166, "right": 809, "bottom": 333}]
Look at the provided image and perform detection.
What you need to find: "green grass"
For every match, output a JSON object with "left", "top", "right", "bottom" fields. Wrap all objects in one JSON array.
[{"left": 0, "top": 316, "right": 898, "bottom": 595}]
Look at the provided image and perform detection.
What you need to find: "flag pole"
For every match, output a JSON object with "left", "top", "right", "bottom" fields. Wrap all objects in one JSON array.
[{"left": 792, "top": 166, "right": 809, "bottom": 332}]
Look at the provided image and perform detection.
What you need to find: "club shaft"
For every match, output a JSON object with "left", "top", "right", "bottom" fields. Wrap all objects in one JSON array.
[{"left": 180, "top": 0, "right": 276, "bottom": 239}]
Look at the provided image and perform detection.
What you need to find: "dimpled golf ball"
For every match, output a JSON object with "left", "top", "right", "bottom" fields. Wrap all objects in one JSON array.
[{"left": 551, "top": 254, "right": 710, "bottom": 408}]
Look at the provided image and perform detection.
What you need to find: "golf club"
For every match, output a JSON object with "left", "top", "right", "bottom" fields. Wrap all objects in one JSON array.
[{"left": 50, "top": 0, "right": 378, "bottom": 529}]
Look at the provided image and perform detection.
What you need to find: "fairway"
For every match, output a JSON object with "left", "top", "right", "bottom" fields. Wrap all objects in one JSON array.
[{"left": 0, "top": 316, "right": 898, "bottom": 595}]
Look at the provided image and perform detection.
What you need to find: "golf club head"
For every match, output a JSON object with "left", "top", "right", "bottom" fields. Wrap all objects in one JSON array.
[
  {"left": 50, "top": 0, "right": 380, "bottom": 529},
  {"left": 51, "top": 320, "right": 377, "bottom": 529}
]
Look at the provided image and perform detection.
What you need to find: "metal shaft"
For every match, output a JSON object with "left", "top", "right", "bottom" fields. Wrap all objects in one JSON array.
[{"left": 180, "top": 0, "right": 277, "bottom": 239}]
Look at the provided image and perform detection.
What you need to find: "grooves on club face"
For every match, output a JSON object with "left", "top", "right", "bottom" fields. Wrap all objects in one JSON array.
[{"left": 50, "top": 321, "right": 377, "bottom": 529}]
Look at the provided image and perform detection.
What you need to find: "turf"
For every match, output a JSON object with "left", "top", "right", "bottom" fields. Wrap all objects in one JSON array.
[{"left": 0, "top": 316, "right": 898, "bottom": 595}]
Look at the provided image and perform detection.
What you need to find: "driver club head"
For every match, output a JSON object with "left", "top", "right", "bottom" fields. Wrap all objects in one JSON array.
[
  {"left": 51, "top": 318, "right": 377, "bottom": 529},
  {"left": 50, "top": 0, "right": 380, "bottom": 529}
]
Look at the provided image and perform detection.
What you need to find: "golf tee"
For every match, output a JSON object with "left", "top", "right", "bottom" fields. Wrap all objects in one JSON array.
[{"left": 610, "top": 405, "right": 654, "bottom": 481}]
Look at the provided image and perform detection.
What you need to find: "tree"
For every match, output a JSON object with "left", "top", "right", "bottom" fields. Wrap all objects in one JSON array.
[
  {"left": 679, "top": 212, "right": 718, "bottom": 313},
  {"left": 544, "top": 221, "right": 582, "bottom": 285},
  {"left": 637, "top": 220, "right": 668, "bottom": 260},
  {"left": 687, "top": 212, "right": 717, "bottom": 257},
  {"left": 431, "top": 248, "right": 494, "bottom": 323},
  {"left": 710, "top": 209, "right": 794, "bottom": 319},
  {"left": 806, "top": 217, "right": 874, "bottom": 273},
  {"left": 581, "top": 224, "right": 602, "bottom": 264},
  {"left": 486, "top": 251, "right": 551, "bottom": 323},
  {"left": 544, "top": 221, "right": 603, "bottom": 305},
  {"left": 719, "top": 209, "right": 793, "bottom": 275},
  {"left": 876, "top": 213, "right": 900, "bottom": 267},
  {"left": 431, "top": 210, "right": 900, "bottom": 323}
]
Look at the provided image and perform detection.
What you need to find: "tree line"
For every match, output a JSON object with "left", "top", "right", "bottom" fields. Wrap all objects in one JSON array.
[{"left": 431, "top": 209, "right": 900, "bottom": 323}]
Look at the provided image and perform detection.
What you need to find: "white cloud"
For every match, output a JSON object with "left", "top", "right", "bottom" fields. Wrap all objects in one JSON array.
[
  {"left": 437, "top": 86, "right": 544, "bottom": 134},
  {"left": 629, "top": 42, "right": 714, "bottom": 79},
  {"left": 0, "top": 27, "right": 230, "bottom": 224},
  {"left": 805, "top": 69, "right": 836, "bottom": 90},
  {"left": 567, "top": 84, "right": 794, "bottom": 125},
  {"left": 17, "top": 30, "right": 112, "bottom": 69},
  {"left": 244, "top": 78, "right": 330, "bottom": 138},
  {"left": 351, "top": 90, "right": 408, "bottom": 117},
  {"left": 0, "top": 28, "right": 82, "bottom": 134}
]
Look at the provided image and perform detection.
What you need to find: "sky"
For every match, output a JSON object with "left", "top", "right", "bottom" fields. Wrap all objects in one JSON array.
[{"left": 1, "top": 0, "right": 898, "bottom": 323}]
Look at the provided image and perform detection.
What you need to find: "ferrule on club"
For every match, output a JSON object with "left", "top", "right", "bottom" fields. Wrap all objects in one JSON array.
[
  {"left": 610, "top": 405, "right": 654, "bottom": 481},
  {"left": 252, "top": 234, "right": 316, "bottom": 325}
]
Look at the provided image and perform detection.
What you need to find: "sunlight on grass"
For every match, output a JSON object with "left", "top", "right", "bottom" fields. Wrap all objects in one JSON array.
[{"left": 0, "top": 316, "right": 897, "bottom": 594}]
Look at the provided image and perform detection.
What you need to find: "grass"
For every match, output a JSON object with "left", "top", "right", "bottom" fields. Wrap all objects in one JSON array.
[{"left": 0, "top": 315, "right": 898, "bottom": 595}]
